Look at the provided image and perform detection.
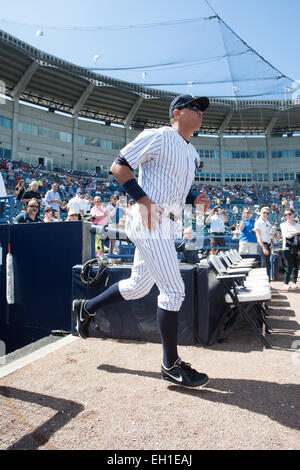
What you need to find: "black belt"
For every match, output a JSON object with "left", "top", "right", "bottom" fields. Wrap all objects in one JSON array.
[{"left": 212, "top": 232, "right": 224, "bottom": 235}]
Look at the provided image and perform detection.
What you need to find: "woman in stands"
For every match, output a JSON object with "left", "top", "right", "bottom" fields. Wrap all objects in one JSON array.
[
  {"left": 66, "top": 209, "right": 81, "bottom": 221},
  {"left": 90, "top": 196, "right": 110, "bottom": 226},
  {"left": 14, "top": 179, "right": 25, "bottom": 212},
  {"left": 280, "top": 208, "right": 300, "bottom": 291}
]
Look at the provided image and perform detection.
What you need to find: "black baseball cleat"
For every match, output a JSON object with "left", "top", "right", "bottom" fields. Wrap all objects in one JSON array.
[
  {"left": 73, "top": 299, "right": 95, "bottom": 339},
  {"left": 161, "top": 358, "right": 209, "bottom": 388}
]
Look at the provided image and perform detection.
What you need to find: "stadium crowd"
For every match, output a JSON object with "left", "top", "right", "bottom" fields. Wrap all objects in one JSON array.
[{"left": 1, "top": 159, "right": 300, "bottom": 253}]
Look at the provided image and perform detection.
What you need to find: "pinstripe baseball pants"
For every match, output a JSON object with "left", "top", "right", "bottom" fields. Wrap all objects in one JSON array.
[{"left": 118, "top": 206, "right": 185, "bottom": 312}]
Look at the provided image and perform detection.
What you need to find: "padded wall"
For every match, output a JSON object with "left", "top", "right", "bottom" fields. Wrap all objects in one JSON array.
[
  {"left": 71, "top": 264, "right": 197, "bottom": 345},
  {"left": 0, "top": 221, "right": 88, "bottom": 353}
]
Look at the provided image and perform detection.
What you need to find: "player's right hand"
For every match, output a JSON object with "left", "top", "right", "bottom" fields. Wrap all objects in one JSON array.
[{"left": 137, "top": 196, "right": 163, "bottom": 231}]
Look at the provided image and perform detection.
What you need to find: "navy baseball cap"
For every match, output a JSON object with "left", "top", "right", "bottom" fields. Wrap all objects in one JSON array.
[{"left": 169, "top": 94, "right": 210, "bottom": 119}]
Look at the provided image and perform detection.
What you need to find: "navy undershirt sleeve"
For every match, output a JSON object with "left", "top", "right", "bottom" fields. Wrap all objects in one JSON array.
[
  {"left": 185, "top": 189, "right": 199, "bottom": 205},
  {"left": 114, "top": 153, "right": 133, "bottom": 170}
]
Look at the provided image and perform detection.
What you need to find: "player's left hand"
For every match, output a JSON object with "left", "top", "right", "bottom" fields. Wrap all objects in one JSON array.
[{"left": 193, "top": 191, "right": 211, "bottom": 212}]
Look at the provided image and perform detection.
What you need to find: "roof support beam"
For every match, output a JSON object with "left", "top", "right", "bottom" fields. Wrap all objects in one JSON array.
[
  {"left": 217, "top": 110, "right": 234, "bottom": 135},
  {"left": 124, "top": 96, "right": 144, "bottom": 127},
  {"left": 265, "top": 116, "right": 278, "bottom": 135},
  {"left": 72, "top": 82, "right": 95, "bottom": 115},
  {"left": 12, "top": 61, "right": 39, "bottom": 98}
]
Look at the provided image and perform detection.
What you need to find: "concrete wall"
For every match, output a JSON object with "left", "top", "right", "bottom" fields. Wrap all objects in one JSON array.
[{"left": 1, "top": 100, "right": 300, "bottom": 184}]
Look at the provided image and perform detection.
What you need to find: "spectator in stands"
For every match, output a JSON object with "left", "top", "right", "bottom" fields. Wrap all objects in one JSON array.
[
  {"left": 67, "top": 189, "right": 85, "bottom": 217},
  {"left": 59, "top": 182, "right": 67, "bottom": 198},
  {"left": 90, "top": 196, "right": 110, "bottom": 226},
  {"left": 66, "top": 209, "right": 81, "bottom": 221},
  {"left": 14, "top": 198, "right": 43, "bottom": 224},
  {"left": 7, "top": 169, "right": 15, "bottom": 191},
  {"left": 280, "top": 208, "right": 300, "bottom": 291},
  {"left": 14, "top": 179, "right": 25, "bottom": 212},
  {"left": 239, "top": 208, "right": 257, "bottom": 254},
  {"left": 230, "top": 224, "right": 240, "bottom": 250},
  {"left": 282, "top": 198, "right": 288, "bottom": 210},
  {"left": 82, "top": 194, "right": 92, "bottom": 215},
  {"left": 21, "top": 180, "right": 42, "bottom": 206},
  {"left": 205, "top": 206, "right": 228, "bottom": 254},
  {"left": 108, "top": 195, "right": 121, "bottom": 254},
  {"left": 109, "top": 195, "right": 120, "bottom": 220},
  {"left": 60, "top": 200, "right": 68, "bottom": 214},
  {"left": 232, "top": 204, "right": 239, "bottom": 216},
  {"left": 254, "top": 207, "right": 273, "bottom": 280},
  {"left": 44, "top": 183, "right": 62, "bottom": 214},
  {"left": 43, "top": 205, "right": 59, "bottom": 223}
]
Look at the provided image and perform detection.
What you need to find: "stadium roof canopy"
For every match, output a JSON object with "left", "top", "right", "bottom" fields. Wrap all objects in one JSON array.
[{"left": 1, "top": 28, "right": 300, "bottom": 136}]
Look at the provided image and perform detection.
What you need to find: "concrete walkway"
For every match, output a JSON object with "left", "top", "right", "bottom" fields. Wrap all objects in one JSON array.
[{"left": 0, "top": 279, "right": 299, "bottom": 450}]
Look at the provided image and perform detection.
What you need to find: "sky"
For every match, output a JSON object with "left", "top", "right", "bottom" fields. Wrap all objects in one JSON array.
[{"left": 0, "top": 0, "right": 299, "bottom": 99}]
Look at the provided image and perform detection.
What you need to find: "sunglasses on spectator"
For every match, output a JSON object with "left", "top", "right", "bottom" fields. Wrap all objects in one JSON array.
[
  {"left": 285, "top": 213, "right": 293, "bottom": 216},
  {"left": 262, "top": 212, "right": 270, "bottom": 215},
  {"left": 28, "top": 205, "right": 39, "bottom": 208}
]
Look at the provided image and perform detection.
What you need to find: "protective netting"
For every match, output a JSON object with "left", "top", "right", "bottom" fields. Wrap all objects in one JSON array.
[
  {"left": 0, "top": 10, "right": 299, "bottom": 188},
  {"left": 0, "top": 15, "right": 295, "bottom": 100}
]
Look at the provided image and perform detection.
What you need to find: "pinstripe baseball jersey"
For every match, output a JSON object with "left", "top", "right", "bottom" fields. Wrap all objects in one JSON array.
[
  {"left": 118, "top": 125, "right": 201, "bottom": 311},
  {"left": 120, "top": 126, "right": 200, "bottom": 214}
]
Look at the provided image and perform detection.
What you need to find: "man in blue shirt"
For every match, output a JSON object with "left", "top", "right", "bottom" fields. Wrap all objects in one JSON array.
[
  {"left": 45, "top": 183, "right": 62, "bottom": 213},
  {"left": 14, "top": 199, "right": 43, "bottom": 224},
  {"left": 239, "top": 207, "right": 257, "bottom": 254}
]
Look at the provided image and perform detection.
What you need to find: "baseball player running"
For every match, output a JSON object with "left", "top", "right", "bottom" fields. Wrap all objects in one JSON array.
[{"left": 73, "top": 94, "right": 211, "bottom": 388}]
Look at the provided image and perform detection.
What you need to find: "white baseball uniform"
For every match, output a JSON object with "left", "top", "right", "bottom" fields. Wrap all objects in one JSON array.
[{"left": 118, "top": 126, "right": 200, "bottom": 312}]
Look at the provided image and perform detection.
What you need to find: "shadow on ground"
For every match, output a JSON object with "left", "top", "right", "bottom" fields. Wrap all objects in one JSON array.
[
  {"left": 98, "top": 364, "right": 300, "bottom": 431},
  {"left": 0, "top": 386, "right": 84, "bottom": 450}
]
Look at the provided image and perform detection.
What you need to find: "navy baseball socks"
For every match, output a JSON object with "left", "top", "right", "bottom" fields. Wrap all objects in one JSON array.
[
  {"left": 73, "top": 283, "right": 123, "bottom": 339},
  {"left": 157, "top": 307, "right": 209, "bottom": 388},
  {"left": 74, "top": 291, "right": 209, "bottom": 388},
  {"left": 156, "top": 307, "right": 179, "bottom": 369}
]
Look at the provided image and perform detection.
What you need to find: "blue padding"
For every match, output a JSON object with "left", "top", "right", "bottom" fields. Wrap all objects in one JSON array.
[
  {"left": 0, "top": 222, "right": 85, "bottom": 354},
  {"left": 194, "top": 265, "right": 227, "bottom": 346},
  {"left": 71, "top": 264, "right": 196, "bottom": 345}
]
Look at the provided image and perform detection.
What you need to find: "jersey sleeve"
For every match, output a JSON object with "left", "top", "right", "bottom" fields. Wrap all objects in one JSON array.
[
  {"left": 194, "top": 154, "right": 201, "bottom": 171},
  {"left": 120, "top": 129, "right": 162, "bottom": 169}
]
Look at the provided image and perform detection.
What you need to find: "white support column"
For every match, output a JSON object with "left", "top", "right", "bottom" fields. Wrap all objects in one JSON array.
[
  {"left": 11, "top": 97, "right": 19, "bottom": 161},
  {"left": 11, "top": 61, "right": 39, "bottom": 162},
  {"left": 125, "top": 125, "right": 130, "bottom": 145},
  {"left": 71, "top": 83, "right": 94, "bottom": 170},
  {"left": 265, "top": 134, "right": 273, "bottom": 184},
  {"left": 72, "top": 113, "right": 78, "bottom": 170},
  {"left": 219, "top": 134, "right": 225, "bottom": 185},
  {"left": 265, "top": 116, "right": 278, "bottom": 184},
  {"left": 217, "top": 111, "right": 233, "bottom": 185}
]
